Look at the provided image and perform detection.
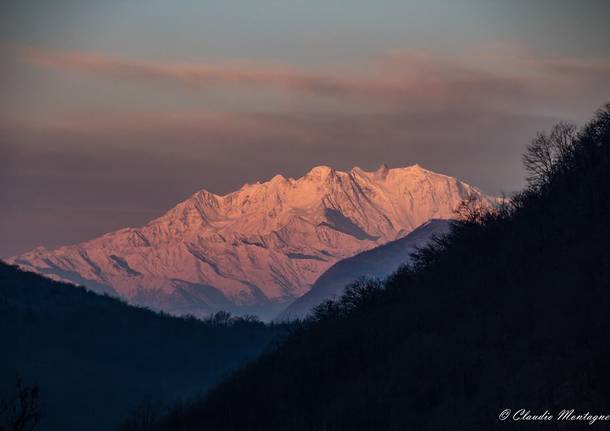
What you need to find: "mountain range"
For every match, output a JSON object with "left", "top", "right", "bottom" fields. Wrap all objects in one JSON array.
[{"left": 8, "top": 164, "right": 494, "bottom": 319}]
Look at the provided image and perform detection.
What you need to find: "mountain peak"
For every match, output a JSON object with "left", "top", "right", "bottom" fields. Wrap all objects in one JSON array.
[
  {"left": 194, "top": 188, "right": 220, "bottom": 200},
  {"left": 375, "top": 163, "right": 390, "bottom": 178},
  {"left": 9, "top": 163, "right": 496, "bottom": 318},
  {"left": 307, "top": 165, "right": 334, "bottom": 176},
  {"left": 350, "top": 164, "right": 389, "bottom": 176}
]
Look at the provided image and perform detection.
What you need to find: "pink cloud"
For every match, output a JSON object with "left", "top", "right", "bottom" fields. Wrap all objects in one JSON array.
[
  {"left": 8, "top": 44, "right": 610, "bottom": 116},
  {"left": 17, "top": 45, "right": 377, "bottom": 96}
]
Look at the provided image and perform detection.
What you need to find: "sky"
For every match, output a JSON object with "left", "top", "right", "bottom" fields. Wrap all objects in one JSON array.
[{"left": 1, "top": 0, "right": 610, "bottom": 257}]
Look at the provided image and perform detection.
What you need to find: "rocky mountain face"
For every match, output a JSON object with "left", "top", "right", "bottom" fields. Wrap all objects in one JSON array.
[
  {"left": 8, "top": 164, "right": 494, "bottom": 319},
  {"left": 278, "top": 219, "right": 452, "bottom": 320}
]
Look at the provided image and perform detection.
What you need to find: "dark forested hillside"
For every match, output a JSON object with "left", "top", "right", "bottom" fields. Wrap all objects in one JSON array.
[
  {"left": 0, "top": 264, "right": 289, "bottom": 431},
  {"left": 279, "top": 219, "right": 451, "bottom": 320},
  {"left": 154, "top": 105, "right": 610, "bottom": 431}
]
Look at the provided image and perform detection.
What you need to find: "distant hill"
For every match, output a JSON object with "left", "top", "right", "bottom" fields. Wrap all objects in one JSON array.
[
  {"left": 152, "top": 105, "right": 610, "bottom": 431},
  {"left": 279, "top": 219, "right": 451, "bottom": 320},
  {"left": 0, "top": 263, "right": 287, "bottom": 431},
  {"left": 8, "top": 164, "right": 494, "bottom": 319}
]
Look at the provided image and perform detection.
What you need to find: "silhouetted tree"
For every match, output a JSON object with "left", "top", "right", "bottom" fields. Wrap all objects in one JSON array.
[
  {"left": 209, "top": 310, "right": 233, "bottom": 326},
  {"left": 522, "top": 122, "right": 577, "bottom": 188},
  {"left": 117, "top": 400, "right": 164, "bottom": 431},
  {"left": 0, "top": 377, "right": 41, "bottom": 431},
  {"left": 453, "top": 192, "right": 494, "bottom": 224}
]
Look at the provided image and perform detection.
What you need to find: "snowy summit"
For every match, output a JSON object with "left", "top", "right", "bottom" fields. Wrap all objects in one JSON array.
[{"left": 8, "top": 164, "right": 495, "bottom": 319}]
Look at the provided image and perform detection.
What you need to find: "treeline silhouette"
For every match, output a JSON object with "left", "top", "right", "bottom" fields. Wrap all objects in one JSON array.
[
  {"left": 150, "top": 104, "right": 610, "bottom": 430},
  {"left": 0, "top": 264, "right": 291, "bottom": 431},
  {"left": 0, "top": 377, "right": 41, "bottom": 431}
]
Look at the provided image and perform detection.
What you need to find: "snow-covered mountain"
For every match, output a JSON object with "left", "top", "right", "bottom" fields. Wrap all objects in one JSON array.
[
  {"left": 8, "top": 164, "right": 495, "bottom": 319},
  {"left": 278, "top": 219, "right": 452, "bottom": 320}
]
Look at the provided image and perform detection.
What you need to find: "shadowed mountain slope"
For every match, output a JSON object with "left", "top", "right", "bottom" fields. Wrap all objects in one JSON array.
[{"left": 279, "top": 219, "right": 451, "bottom": 320}]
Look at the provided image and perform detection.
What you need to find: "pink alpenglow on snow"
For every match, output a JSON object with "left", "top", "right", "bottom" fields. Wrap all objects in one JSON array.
[{"left": 8, "top": 164, "right": 495, "bottom": 319}]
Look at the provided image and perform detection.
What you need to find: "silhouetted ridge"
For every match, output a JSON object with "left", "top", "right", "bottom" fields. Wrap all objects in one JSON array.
[
  {"left": 0, "top": 263, "right": 290, "bottom": 431},
  {"left": 151, "top": 104, "right": 610, "bottom": 431},
  {"left": 279, "top": 219, "right": 451, "bottom": 320}
]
